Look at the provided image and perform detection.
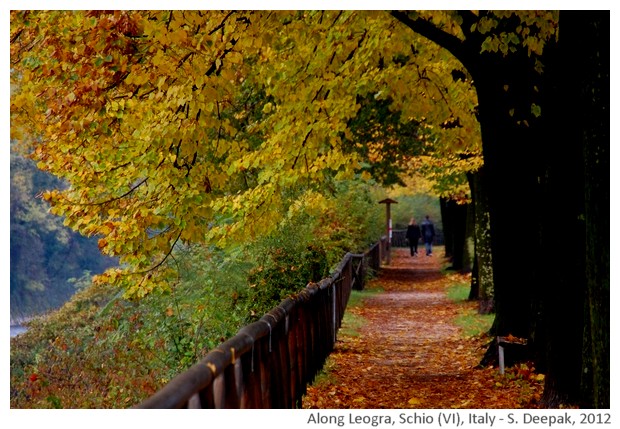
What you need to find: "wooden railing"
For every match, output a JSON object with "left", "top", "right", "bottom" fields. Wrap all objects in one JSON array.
[{"left": 135, "top": 238, "right": 387, "bottom": 409}]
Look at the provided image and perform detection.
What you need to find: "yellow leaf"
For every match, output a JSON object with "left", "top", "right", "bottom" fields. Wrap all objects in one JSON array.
[
  {"left": 152, "top": 49, "right": 166, "bottom": 67},
  {"left": 408, "top": 397, "right": 422, "bottom": 405},
  {"left": 170, "top": 29, "right": 187, "bottom": 44}
]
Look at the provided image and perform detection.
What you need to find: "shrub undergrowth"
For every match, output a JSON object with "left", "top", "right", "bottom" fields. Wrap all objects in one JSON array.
[{"left": 10, "top": 180, "right": 384, "bottom": 408}]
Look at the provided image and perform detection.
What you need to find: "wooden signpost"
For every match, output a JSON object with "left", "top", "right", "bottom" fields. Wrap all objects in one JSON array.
[{"left": 378, "top": 198, "right": 398, "bottom": 265}]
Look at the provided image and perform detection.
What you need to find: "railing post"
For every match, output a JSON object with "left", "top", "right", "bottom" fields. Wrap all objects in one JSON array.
[
  {"left": 332, "top": 277, "right": 337, "bottom": 344},
  {"left": 212, "top": 373, "right": 225, "bottom": 408}
]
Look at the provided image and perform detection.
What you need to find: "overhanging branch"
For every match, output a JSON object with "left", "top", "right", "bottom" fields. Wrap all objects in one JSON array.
[{"left": 389, "top": 11, "right": 467, "bottom": 65}]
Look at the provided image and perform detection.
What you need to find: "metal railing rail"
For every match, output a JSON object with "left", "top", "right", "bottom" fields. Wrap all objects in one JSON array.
[{"left": 135, "top": 237, "right": 387, "bottom": 409}]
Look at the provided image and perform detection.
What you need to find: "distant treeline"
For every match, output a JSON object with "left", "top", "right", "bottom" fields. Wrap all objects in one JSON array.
[{"left": 10, "top": 153, "right": 116, "bottom": 321}]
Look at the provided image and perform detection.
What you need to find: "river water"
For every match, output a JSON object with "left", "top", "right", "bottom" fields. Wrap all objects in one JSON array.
[{"left": 10, "top": 325, "right": 27, "bottom": 337}]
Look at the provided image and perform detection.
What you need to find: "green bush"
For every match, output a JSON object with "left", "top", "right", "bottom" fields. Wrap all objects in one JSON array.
[
  {"left": 244, "top": 218, "right": 330, "bottom": 319},
  {"left": 10, "top": 178, "right": 386, "bottom": 408},
  {"left": 239, "top": 180, "right": 384, "bottom": 320}
]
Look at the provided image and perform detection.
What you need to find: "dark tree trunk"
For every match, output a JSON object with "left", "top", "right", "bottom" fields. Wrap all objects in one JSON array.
[
  {"left": 466, "top": 49, "right": 542, "bottom": 341},
  {"left": 535, "top": 17, "right": 586, "bottom": 406},
  {"left": 442, "top": 199, "right": 469, "bottom": 272},
  {"left": 530, "top": 10, "right": 609, "bottom": 409},
  {"left": 553, "top": 11, "right": 609, "bottom": 409},
  {"left": 439, "top": 197, "right": 454, "bottom": 259},
  {"left": 585, "top": 13, "right": 610, "bottom": 409},
  {"left": 468, "top": 170, "right": 494, "bottom": 314},
  {"left": 468, "top": 256, "right": 479, "bottom": 301},
  {"left": 462, "top": 199, "right": 474, "bottom": 273}
]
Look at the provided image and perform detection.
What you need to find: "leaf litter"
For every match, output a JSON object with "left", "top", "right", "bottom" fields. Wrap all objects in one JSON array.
[{"left": 302, "top": 247, "right": 543, "bottom": 409}]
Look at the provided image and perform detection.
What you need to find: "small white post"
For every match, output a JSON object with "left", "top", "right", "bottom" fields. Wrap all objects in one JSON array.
[{"left": 498, "top": 343, "right": 505, "bottom": 375}]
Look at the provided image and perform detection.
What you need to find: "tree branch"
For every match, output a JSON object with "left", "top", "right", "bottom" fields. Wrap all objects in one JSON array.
[
  {"left": 209, "top": 11, "right": 235, "bottom": 36},
  {"left": 389, "top": 11, "right": 467, "bottom": 64},
  {"left": 146, "top": 230, "right": 182, "bottom": 274},
  {"left": 292, "top": 128, "right": 313, "bottom": 170}
]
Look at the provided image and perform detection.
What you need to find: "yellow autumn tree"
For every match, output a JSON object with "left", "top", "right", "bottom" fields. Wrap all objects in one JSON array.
[{"left": 11, "top": 10, "right": 481, "bottom": 297}]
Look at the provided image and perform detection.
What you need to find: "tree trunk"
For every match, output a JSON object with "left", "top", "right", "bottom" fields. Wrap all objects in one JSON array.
[
  {"left": 530, "top": 11, "right": 609, "bottom": 409},
  {"left": 559, "top": 11, "right": 609, "bottom": 409},
  {"left": 443, "top": 199, "right": 469, "bottom": 272},
  {"left": 439, "top": 197, "right": 454, "bottom": 259},
  {"left": 580, "top": 12, "right": 610, "bottom": 407},
  {"left": 467, "top": 49, "right": 542, "bottom": 342},
  {"left": 536, "top": 22, "right": 586, "bottom": 407},
  {"left": 468, "top": 256, "right": 479, "bottom": 301},
  {"left": 468, "top": 170, "right": 494, "bottom": 314},
  {"left": 462, "top": 199, "right": 474, "bottom": 273}
]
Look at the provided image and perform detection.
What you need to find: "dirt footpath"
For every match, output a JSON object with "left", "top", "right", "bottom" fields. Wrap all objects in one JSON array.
[{"left": 302, "top": 247, "right": 542, "bottom": 409}]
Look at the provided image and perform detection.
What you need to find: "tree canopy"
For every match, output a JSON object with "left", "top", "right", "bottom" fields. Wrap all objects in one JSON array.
[{"left": 11, "top": 10, "right": 482, "bottom": 298}]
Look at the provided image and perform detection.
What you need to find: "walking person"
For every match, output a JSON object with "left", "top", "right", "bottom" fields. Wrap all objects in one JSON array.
[
  {"left": 420, "top": 215, "right": 435, "bottom": 256},
  {"left": 405, "top": 217, "right": 421, "bottom": 257}
]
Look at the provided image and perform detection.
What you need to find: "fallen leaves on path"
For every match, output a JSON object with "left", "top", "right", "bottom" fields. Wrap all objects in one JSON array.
[{"left": 302, "top": 247, "right": 543, "bottom": 409}]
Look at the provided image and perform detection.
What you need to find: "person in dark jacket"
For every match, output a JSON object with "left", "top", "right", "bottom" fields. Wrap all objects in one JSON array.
[
  {"left": 420, "top": 215, "right": 435, "bottom": 256},
  {"left": 405, "top": 217, "right": 421, "bottom": 257}
]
